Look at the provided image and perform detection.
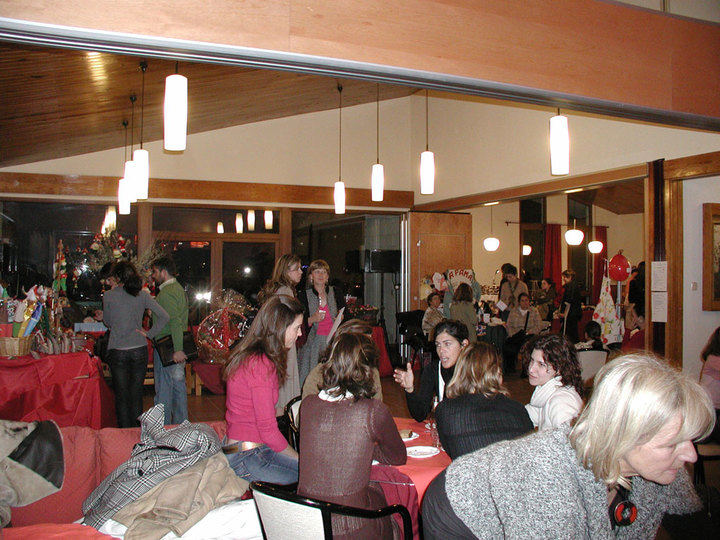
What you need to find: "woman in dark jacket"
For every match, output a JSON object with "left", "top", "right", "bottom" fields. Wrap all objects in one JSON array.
[
  {"left": 435, "top": 342, "right": 532, "bottom": 459},
  {"left": 297, "top": 259, "right": 345, "bottom": 387},
  {"left": 560, "top": 269, "right": 582, "bottom": 343}
]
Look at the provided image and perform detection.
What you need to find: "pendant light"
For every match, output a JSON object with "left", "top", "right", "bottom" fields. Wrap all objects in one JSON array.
[
  {"left": 550, "top": 108, "right": 569, "bottom": 175},
  {"left": 216, "top": 222, "right": 224, "bottom": 234},
  {"left": 118, "top": 120, "right": 131, "bottom": 215},
  {"left": 334, "top": 83, "right": 346, "bottom": 214},
  {"left": 235, "top": 212, "right": 244, "bottom": 233},
  {"left": 264, "top": 210, "right": 273, "bottom": 229},
  {"left": 522, "top": 245, "right": 532, "bottom": 256},
  {"left": 102, "top": 206, "right": 117, "bottom": 236},
  {"left": 126, "top": 94, "right": 138, "bottom": 203},
  {"left": 371, "top": 84, "right": 384, "bottom": 201},
  {"left": 164, "top": 62, "right": 188, "bottom": 151},
  {"left": 588, "top": 206, "right": 604, "bottom": 253},
  {"left": 483, "top": 206, "right": 500, "bottom": 252},
  {"left": 565, "top": 218, "right": 584, "bottom": 246},
  {"left": 133, "top": 61, "right": 149, "bottom": 200},
  {"left": 420, "top": 89, "right": 435, "bottom": 194},
  {"left": 247, "top": 210, "right": 255, "bottom": 231}
]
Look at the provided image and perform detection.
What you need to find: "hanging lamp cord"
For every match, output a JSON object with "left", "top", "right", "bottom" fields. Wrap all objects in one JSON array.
[
  {"left": 139, "top": 61, "right": 147, "bottom": 149},
  {"left": 129, "top": 94, "right": 136, "bottom": 152},
  {"left": 122, "top": 120, "right": 128, "bottom": 162},
  {"left": 376, "top": 83, "right": 380, "bottom": 164},
  {"left": 425, "top": 89, "right": 429, "bottom": 151},
  {"left": 338, "top": 83, "right": 343, "bottom": 181}
]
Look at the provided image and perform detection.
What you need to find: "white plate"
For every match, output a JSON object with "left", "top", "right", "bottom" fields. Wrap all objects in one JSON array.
[
  {"left": 407, "top": 445, "right": 440, "bottom": 459},
  {"left": 401, "top": 431, "right": 419, "bottom": 442}
]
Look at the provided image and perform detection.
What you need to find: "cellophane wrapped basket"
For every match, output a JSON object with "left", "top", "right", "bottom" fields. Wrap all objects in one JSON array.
[{"left": 0, "top": 335, "right": 33, "bottom": 356}]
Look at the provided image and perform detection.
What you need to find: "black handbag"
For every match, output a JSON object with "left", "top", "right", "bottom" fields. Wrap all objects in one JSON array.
[{"left": 153, "top": 331, "right": 198, "bottom": 367}]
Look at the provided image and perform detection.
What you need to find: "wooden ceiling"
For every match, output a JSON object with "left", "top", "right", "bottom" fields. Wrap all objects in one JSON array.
[
  {"left": 0, "top": 42, "right": 418, "bottom": 166},
  {"left": 570, "top": 179, "right": 645, "bottom": 215}
]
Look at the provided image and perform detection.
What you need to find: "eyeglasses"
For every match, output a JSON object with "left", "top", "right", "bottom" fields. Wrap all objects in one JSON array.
[{"left": 528, "top": 358, "right": 550, "bottom": 372}]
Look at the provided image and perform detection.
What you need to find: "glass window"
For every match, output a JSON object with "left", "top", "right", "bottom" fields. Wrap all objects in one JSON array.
[
  {"left": 520, "top": 198, "right": 545, "bottom": 291},
  {"left": 158, "top": 240, "right": 212, "bottom": 325},
  {"left": 567, "top": 198, "right": 591, "bottom": 302},
  {"left": 222, "top": 242, "right": 275, "bottom": 304}
]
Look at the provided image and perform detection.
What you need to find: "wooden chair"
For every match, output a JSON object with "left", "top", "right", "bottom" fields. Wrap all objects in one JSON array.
[
  {"left": 251, "top": 481, "right": 412, "bottom": 540},
  {"left": 577, "top": 350, "right": 608, "bottom": 383},
  {"left": 283, "top": 395, "right": 302, "bottom": 451}
]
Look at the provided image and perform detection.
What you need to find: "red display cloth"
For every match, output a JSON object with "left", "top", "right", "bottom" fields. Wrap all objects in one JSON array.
[
  {"left": 543, "top": 223, "right": 562, "bottom": 303},
  {"left": 591, "top": 226, "right": 608, "bottom": 304},
  {"left": 0, "top": 352, "right": 116, "bottom": 429},
  {"left": 193, "top": 361, "right": 226, "bottom": 394},
  {"left": 374, "top": 326, "right": 393, "bottom": 377},
  {"left": 551, "top": 308, "right": 594, "bottom": 338},
  {"left": 3, "top": 523, "right": 113, "bottom": 539}
]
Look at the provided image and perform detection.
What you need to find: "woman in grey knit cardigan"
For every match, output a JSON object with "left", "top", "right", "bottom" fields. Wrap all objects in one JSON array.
[{"left": 422, "top": 354, "right": 715, "bottom": 539}]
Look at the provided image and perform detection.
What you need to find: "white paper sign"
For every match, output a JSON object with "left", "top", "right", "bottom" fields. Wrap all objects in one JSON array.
[
  {"left": 651, "top": 292, "right": 667, "bottom": 322},
  {"left": 651, "top": 261, "right": 667, "bottom": 292}
]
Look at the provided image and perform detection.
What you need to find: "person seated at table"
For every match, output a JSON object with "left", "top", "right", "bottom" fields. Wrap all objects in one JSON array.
[
  {"left": 103, "top": 261, "right": 169, "bottom": 428},
  {"left": 502, "top": 292, "right": 543, "bottom": 374},
  {"left": 534, "top": 277, "right": 557, "bottom": 321},
  {"left": 302, "top": 318, "right": 383, "bottom": 402},
  {"left": 422, "top": 354, "right": 714, "bottom": 539},
  {"left": 222, "top": 295, "right": 303, "bottom": 485},
  {"left": 521, "top": 334, "right": 583, "bottom": 431},
  {"left": 449, "top": 283, "right": 478, "bottom": 343},
  {"left": 435, "top": 342, "right": 532, "bottom": 459},
  {"left": 575, "top": 320, "right": 604, "bottom": 351},
  {"left": 394, "top": 319, "right": 470, "bottom": 422},
  {"left": 558, "top": 268, "right": 583, "bottom": 343},
  {"left": 422, "top": 290, "right": 445, "bottom": 339},
  {"left": 498, "top": 264, "right": 528, "bottom": 322},
  {"left": 298, "top": 331, "right": 407, "bottom": 540}
]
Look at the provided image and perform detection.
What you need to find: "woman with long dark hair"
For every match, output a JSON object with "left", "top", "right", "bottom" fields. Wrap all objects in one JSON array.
[
  {"left": 700, "top": 326, "right": 720, "bottom": 444},
  {"left": 520, "top": 334, "right": 584, "bottom": 431},
  {"left": 103, "top": 261, "right": 169, "bottom": 427},
  {"left": 258, "top": 253, "right": 304, "bottom": 415},
  {"left": 535, "top": 277, "right": 557, "bottom": 321},
  {"left": 223, "top": 295, "right": 304, "bottom": 485},
  {"left": 559, "top": 269, "right": 582, "bottom": 342}
]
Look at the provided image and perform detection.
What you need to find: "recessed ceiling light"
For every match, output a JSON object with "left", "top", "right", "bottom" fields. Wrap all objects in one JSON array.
[{"left": 564, "top": 188, "right": 583, "bottom": 194}]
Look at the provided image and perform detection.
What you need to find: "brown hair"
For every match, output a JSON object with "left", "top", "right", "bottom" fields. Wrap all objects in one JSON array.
[
  {"left": 320, "top": 331, "right": 378, "bottom": 400},
  {"left": 520, "top": 334, "right": 584, "bottom": 397},
  {"left": 701, "top": 326, "right": 720, "bottom": 362},
  {"left": 224, "top": 295, "right": 304, "bottom": 384},
  {"left": 258, "top": 254, "right": 302, "bottom": 304},
  {"left": 317, "top": 319, "right": 373, "bottom": 364},
  {"left": 445, "top": 342, "right": 508, "bottom": 399},
  {"left": 561, "top": 269, "right": 576, "bottom": 280},
  {"left": 427, "top": 290, "right": 442, "bottom": 306},
  {"left": 452, "top": 282, "right": 473, "bottom": 303}
]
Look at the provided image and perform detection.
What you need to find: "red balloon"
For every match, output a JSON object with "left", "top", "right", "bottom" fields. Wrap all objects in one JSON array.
[{"left": 609, "top": 252, "right": 632, "bottom": 281}]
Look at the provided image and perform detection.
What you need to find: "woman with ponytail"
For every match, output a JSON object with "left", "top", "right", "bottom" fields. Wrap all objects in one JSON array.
[{"left": 103, "top": 261, "right": 169, "bottom": 427}]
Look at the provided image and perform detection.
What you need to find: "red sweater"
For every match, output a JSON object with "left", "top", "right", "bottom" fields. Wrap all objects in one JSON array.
[{"left": 225, "top": 354, "right": 288, "bottom": 452}]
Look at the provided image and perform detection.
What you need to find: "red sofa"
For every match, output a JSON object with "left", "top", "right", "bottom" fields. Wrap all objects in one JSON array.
[{"left": 8, "top": 421, "right": 227, "bottom": 529}]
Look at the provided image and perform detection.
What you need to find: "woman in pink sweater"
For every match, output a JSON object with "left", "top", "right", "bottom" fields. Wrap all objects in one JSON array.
[{"left": 223, "top": 295, "right": 304, "bottom": 484}]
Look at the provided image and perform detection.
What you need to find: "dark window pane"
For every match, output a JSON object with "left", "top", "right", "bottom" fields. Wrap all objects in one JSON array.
[
  {"left": 222, "top": 242, "right": 275, "bottom": 304},
  {"left": 520, "top": 198, "right": 545, "bottom": 223},
  {"left": 521, "top": 226, "right": 545, "bottom": 286},
  {"left": 158, "top": 240, "right": 212, "bottom": 325}
]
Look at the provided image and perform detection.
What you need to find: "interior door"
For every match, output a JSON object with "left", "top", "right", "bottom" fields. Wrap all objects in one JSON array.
[{"left": 408, "top": 211, "right": 473, "bottom": 310}]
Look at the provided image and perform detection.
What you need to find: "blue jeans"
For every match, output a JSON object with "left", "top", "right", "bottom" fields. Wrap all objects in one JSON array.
[
  {"left": 153, "top": 350, "right": 188, "bottom": 425},
  {"left": 225, "top": 444, "right": 298, "bottom": 485},
  {"left": 107, "top": 346, "right": 148, "bottom": 428}
]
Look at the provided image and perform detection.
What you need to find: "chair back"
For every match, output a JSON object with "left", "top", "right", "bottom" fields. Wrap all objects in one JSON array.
[
  {"left": 284, "top": 395, "right": 302, "bottom": 451},
  {"left": 577, "top": 350, "right": 608, "bottom": 382}
]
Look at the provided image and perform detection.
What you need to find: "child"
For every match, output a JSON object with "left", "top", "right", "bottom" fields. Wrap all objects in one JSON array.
[{"left": 575, "top": 320, "right": 604, "bottom": 351}]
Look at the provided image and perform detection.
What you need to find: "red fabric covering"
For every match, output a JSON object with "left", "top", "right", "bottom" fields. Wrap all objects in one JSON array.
[
  {"left": 622, "top": 328, "right": 646, "bottom": 351},
  {"left": 591, "top": 226, "right": 608, "bottom": 304},
  {"left": 551, "top": 308, "right": 594, "bottom": 338},
  {"left": 10, "top": 422, "right": 228, "bottom": 527},
  {"left": 4, "top": 523, "right": 113, "bottom": 538},
  {"left": 374, "top": 326, "right": 393, "bottom": 377},
  {"left": 193, "top": 361, "right": 225, "bottom": 394},
  {"left": 543, "top": 223, "right": 562, "bottom": 303},
  {"left": 370, "top": 466, "right": 420, "bottom": 539},
  {"left": 0, "top": 352, "right": 116, "bottom": 429}
]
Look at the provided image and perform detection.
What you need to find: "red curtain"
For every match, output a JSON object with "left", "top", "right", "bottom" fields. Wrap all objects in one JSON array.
[
  {"left": 543, "top": 223, "right": 562, "bottom": 303},
  {"left": 592, "top": 225, "right": 608, "bottom": 304}
]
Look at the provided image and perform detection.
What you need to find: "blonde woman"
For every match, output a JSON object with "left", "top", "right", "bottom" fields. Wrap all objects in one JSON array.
[
  {"left": 423, "top": 354, "right": 714, "bottom": 539},
  {"left": 435, "top": 342, "right": 532, "bottom": 459},
  {"left": 258, "top": 254, "right": 304, "bottom": 415},
  {"left": 297, "top": 259, "right": 345, "bottom": 386}
]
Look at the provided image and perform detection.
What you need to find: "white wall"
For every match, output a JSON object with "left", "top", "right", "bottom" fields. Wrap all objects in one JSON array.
[
  {"left": 470, "top": 202, "right": 519, "bottom": 285},
  {"left": 595, "top": 207, "right": 645, "bottom": 266},
  {"left": 618, "top": 0, "right": 720, "bottom": 23},
  {"left": 683, "top": 175, "right": 720, "bottom": 377}
]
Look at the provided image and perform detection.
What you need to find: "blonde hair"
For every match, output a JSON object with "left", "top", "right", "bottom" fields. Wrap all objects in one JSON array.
[
  {"left": 445, "top": 342, "right": 508, "bottom": 399},
  {"left": 569, "top": 353, "right": 715, "bottom": 488},
  {"left": 307, "top": 259, "right": 330, "bottom": 284}
]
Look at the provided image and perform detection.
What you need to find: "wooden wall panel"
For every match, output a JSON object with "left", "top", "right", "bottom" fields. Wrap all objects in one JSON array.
[
  {"left": 409, "top": 211, "right": 472, "bottom": 310},
  {"left": 2, "top": 1, "right": 719, "bottom": 119}
]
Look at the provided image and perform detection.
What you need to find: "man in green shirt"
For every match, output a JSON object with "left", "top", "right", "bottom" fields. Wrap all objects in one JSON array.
[{"left": 150, "top": 256, "right": 189, "bottom": 425}]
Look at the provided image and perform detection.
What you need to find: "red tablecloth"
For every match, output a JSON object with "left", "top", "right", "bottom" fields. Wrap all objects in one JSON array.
[
  {"left": 0, "top": 352, "right": 116, "bottom": 428},
  {"left": 374, "top": 326, "right": 393, "bottom": 377}
]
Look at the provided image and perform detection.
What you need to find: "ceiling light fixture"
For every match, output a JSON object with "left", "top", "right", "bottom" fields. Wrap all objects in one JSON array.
[
  {"left": 588, "top": 205, "right": 604, "bottom": 253},
  {"left": 483, "top": 201, "right": 499, "bottom": 206},
  {"left": 133, "top": 61, "right": 149, "bottom": 200},
  {"left": 420, "top": 89, "right": 435, "bottom": 195},
  {"left": 565, "top": 218, "right": 584, "bottom": 245},
  {"left": 264, "top": 210, "right": 273, "bottom": 229},
  {"left": 125, "top": 95, "right": 139, "bottom": 203},
  {"left": 247, "top": 210, "right": 255, "bottom": 232},
  {"left": 164, "top": 61, "right": 188, "bottom": 151},
  {"left": 371, "top": 83, "right": 384, "bottom": 202},
  {"left": 564, "top": 188, "right": 583, "bottom": 194},
  {"left": 102, "top": 206, "right": 117, "bottom": 236},
  {"left": 235, "top": 212, "right": 244, "bottom": 233},
  {"left": 216, "top": 221, "right": 224, "bottom": 234},
  {"left": 550, "top": 108, "right": 570, "bottom": 175},
  {"left": 483, "top": 205, "right": 500, "bottom": 252},
  {"left": 334, "top": 83, "right": 346, "bottom": 214},
  {"left": 118, "top": 120, "right": 131, "bottom": 215}
]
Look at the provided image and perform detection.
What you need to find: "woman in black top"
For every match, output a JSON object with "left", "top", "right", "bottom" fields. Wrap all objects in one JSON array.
[
  {"left": 435, "top": 342, "right": 533, "bottom": 459},
  {"left": 560, "top": 269, "right": 582, "bottom": 343},
  {"left": 393, "top": 319, "right": 469, "bottom": 422}
]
